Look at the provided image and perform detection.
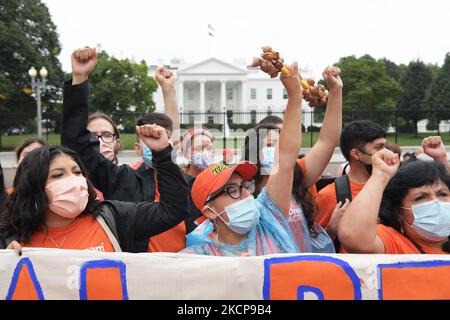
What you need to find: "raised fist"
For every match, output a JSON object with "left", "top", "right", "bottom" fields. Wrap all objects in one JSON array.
[
  {"left": 422, "top": 136, "right": 447, "bottom": 161},
  {"left": 371, "top": 149, "right": 400, "bottom": 180},
  {"left": 155, "top": 66, "right": 175, "bottom": 90},
  {"left": 71, "top": 47, "right": 97, "bottom": 85},
  {"left": 136, "top": 124, "right": 169, "bottom": 152}
]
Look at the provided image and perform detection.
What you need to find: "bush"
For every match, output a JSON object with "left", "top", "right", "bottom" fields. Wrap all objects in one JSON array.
[{"left": 307, "top": 125, "right": 321, "bottom": 132}]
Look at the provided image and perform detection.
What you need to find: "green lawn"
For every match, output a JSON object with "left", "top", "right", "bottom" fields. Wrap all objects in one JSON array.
[{"left": 1, "top": 132, "right": 450, "bottom": 151}]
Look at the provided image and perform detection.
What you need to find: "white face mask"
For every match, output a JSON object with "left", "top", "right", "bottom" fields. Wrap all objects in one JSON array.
[
  {"left": 190, "top": 151, "right": 214, "bottom": 171},
  {"left": 402, "top": 200, "right": 450, "bottom": 242}
]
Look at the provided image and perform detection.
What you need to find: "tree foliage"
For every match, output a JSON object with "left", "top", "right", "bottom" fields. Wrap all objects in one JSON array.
[
  {"left": 334, "top": 55, "right": 403, "bottom": 127},
  {"left": 87, "top": 51, "right": 158, "bottom": 131},
  {"left": 0, "top": 0, "right": 64, "bottom": 133},
  {"left": 424, "top": 53, "right": 450, "bottom": 130},
  {"left": 396, "top": 60, "right": 433, "bottom": 136}
]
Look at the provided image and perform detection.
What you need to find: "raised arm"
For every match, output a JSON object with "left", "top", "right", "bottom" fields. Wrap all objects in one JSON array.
[
  {"left": 154, "top": 67, "right": 181, "bottom": 145},
  {"left": 422, "top": 136, "right": 450, "bottom": 172},
  {"left": 303, "top": 66, "right": 343, "bottom": 188},
  {"left": 61, "top": 48, "right": 134, "bottom": 198},
  {"left": 105, "top": 125, "right": 188, "bottom": 250},
  {"left": 266, "top": 62, "right": 302, "bottom": 217},
  {"left": 133, "top": 125, "right": 188, "bottom": 240},
  {"left": 338, "top": 149, "right": 399, "bottom": 253}
]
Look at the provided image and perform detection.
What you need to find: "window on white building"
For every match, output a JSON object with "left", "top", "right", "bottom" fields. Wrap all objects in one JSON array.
[
  {"left": 267, "top": 88, "right": 272, "bottom": 100},
  {"left": 283, "top": 89, "right": 288, "bottom": 99},
  {"left": 227, "top": 88, "right": 233, "bottom": 100},
  {"left": 250, "top": 88, "right": 257, "bottom": 100}
]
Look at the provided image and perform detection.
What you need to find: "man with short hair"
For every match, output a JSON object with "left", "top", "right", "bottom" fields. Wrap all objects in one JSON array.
[{"left": 315, "top": 120, "right": 387, "bottom": 239}]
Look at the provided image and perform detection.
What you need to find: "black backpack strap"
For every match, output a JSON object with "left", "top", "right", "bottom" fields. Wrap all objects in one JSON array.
[
  {"left": 341, "top": 163, "right": 350, "bottom": 176},
  {"left": 335, "top": 175, "right": 352, "bottom": 205},
  {"left": 333, "top": 175, "right": 352, "bottom": 253},
  {"left": 411, "top": 241, "right": 426, "bottom": 254}
]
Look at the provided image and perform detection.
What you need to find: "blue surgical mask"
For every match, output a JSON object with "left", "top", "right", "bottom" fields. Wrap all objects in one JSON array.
[
  {"left": 210, "top": 196, "right": 260, "bottom": 235},
  {"left": 260, "top": 146, "right": 275, "bottom": 172},
  {"left": 402, "top": 200, "right": 450, "bottom": 242},
  {"left": 190, "top": 151, "right": 214, "bottom": 171},
  {"left": 142, "top": 143, "right": 153, "bottom": 167}
]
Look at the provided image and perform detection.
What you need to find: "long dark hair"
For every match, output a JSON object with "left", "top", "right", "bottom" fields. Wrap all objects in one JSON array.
[
  {"left": 241, "top": 123, "right": 279, "bottom": 192},
  {"left": 380, "top": 160, "right": 450, "bottom": 253},
  {"left": 292, "top": 160, "right": 317, "bottom": 236},
  {"left": 241, "top": 124, "right": 317, "bottom": 235},
  {"left": 0, "top": 146, "right": 100, "bottom": 243}
]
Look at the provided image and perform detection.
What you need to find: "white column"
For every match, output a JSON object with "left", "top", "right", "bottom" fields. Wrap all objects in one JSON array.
[
  {"left": 240, "top": 80, "right": 247, "bottom": 112},
  {"left": 199, "top": 80, "right": 205, "bottom": 124},
  {"left": 178, "top": 80, "right": 184, "bottom": 123},
  {"left": 221, "top": 80, "right": 226, "bottom": 111}
]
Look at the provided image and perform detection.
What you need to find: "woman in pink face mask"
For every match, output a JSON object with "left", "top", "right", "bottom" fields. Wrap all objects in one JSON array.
[
  {"left": 0, "top": 124, "right": 190, "bottom": 255},
  {"left": 87, "top": 112, "right": 121, "bottom": 164}
]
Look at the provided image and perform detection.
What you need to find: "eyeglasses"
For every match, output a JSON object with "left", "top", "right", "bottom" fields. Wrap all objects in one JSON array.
[
  {"left": 206, "top": 180, "right": 256, "bottom": 203},
  {"left": 95, "top": 132, "right": 116, "bottom": 143}
]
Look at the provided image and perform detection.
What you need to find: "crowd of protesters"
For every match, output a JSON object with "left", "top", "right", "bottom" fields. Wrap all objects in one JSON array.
[{"left": 0, "top": 47, "right": 449, "bottom": 256}]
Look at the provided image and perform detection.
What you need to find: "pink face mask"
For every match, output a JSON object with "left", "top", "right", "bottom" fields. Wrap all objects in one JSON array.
[
  {"left": 100, "top": 140, "right": 116, "bottom": 161},
  {"left": 45, "top": 175, "right": 89, "bottom": 219}
]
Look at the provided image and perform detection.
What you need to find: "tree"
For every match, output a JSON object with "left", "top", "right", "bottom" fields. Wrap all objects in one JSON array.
[
  {"left": 424, "top": 53, "right": 450, "bottom": 132},
  {"left": 379, "top": 58, "right": 406, "bottom": 82},
  {"left": 87, "top": 51, "right": 158, "bottom": 132},
  {"left": 0, "top": 0, "right": 65, "bottom": 134},
  {"left": 335, "top": 55, "right": 403, "bottom": 127},
  {"left": 396, "top": 60, "right": 433, "bottom": 137}
]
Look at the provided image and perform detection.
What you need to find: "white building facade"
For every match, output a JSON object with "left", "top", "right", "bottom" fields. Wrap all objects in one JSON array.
[{"left": 150, "top": 57, "right": 318, "bottom": 127}]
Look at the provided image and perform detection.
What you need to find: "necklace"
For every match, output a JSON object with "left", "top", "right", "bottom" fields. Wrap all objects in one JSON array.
[{"left": 48, "top": 231, "right": 71, "bottom": 249}]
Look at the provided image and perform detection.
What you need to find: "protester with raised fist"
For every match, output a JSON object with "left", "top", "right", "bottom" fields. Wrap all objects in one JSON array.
[
  {"left": 338, "top": 149, "right": 450, "bottom": 254},
  {"left": 0, "top": 124, "right": 189, "bottom": 254},
  {"left": 61, "top": 47, "right": 199, "bottom": 252}
]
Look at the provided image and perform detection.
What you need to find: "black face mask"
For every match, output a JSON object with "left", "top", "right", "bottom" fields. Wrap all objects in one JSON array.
[{"left": 357, "top": 149, "right": 373, "bottom": 175}]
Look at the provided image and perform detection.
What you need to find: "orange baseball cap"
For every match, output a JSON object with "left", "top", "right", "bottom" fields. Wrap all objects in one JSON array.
[{"left": 191, "top": 161, "right": 257, "bottom": 212}]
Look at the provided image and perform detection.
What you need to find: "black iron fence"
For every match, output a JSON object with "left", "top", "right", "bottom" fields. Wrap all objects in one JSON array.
[{"left": 1, "top": 109, "right": 449, "bottom": 151}]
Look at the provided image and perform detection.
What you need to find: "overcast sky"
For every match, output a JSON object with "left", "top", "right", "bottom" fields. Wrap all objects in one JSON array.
[{"left": 43, "top": 0, "right": 450, "bottom": 79}]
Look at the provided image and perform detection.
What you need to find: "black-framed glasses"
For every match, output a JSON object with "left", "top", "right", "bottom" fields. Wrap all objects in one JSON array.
[
  {"left": 206, "top": 180, "right": 256, "bottom": 203},
  {"left": 96, "top": 132, "right": 116, "bottom": 143}
]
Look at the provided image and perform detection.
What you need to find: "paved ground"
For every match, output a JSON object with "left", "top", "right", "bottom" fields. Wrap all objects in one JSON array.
[{"left": 1, "top": 147, "right": 448, "bottom": 188}]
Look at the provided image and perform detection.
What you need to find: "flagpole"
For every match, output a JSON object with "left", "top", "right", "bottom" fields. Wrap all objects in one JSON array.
[{"left": 207, "top": 24, "right": 216, "bottom": 58}]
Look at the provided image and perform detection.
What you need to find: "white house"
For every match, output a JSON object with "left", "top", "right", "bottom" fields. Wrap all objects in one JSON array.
[{"left": 149, "top": 57, "right": 318, "bottom": 128}]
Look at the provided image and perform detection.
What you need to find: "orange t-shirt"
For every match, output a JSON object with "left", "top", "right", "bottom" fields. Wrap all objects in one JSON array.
[
  {"left": 148, "top": 222, "right": 187, "bottom": 253},
  {"left": 314, "top": 178, "right": 365, "bottom": 227},
  {"left": 296, "top": 158, "right": 317, "bottom": 197},
  {"left": 376, "top": 224, "right": 448, "bottom": 254},
  {"left": 23, "top": 214, "right": 115, "bottom": 252}
]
